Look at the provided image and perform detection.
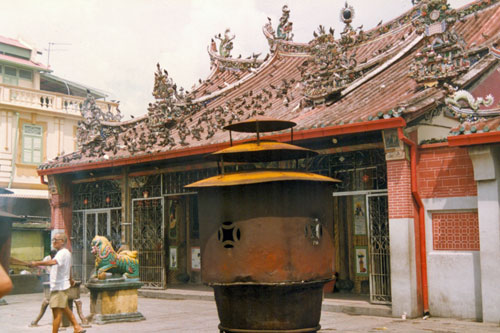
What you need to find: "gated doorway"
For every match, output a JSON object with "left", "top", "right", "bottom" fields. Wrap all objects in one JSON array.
[
  {"left": 366, "top": 193, "right": 391, "bottom": 304},
  {"left": 332, "top": 190, "right": 391, "bottom": 304},
  {"left": 71, "top": 208, "right": 121, "bottom": 282},
  {"left": 132, "top": 197, "right": 165, "bottom": 288},
  {"left": 131, "top": 193, "right": 200, "bottom": 288},
  {"left": 164, "top": 194, "right": 201, "bottom": 285}
]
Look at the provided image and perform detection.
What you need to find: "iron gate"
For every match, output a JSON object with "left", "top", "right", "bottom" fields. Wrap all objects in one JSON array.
[
  {"left": 71, "top": 208, "right": 121, "bottom": 282},
  {"left": 367, "top": 193, "right": 391, "bottom": 304},
  {"left": 132, "top": 197, "right": 165, "bottom": 288}
]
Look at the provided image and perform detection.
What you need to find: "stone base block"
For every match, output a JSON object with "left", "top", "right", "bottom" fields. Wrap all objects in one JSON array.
[
  {"left": 91, "top": 311, "right": 145, "bottom": 325},
  {"left": 86, "top": 278, "right": 144, "bottom": 325}
]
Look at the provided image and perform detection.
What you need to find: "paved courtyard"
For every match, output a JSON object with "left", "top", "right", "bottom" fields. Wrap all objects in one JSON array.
[{"left": 1, "top": 292, "right": 500, "bottom": 332}]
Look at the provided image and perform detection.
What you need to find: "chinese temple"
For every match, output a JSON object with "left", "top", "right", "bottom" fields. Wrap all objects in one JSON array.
[{"left": 38, "top": 0, "right": 500, "bottom": 322}]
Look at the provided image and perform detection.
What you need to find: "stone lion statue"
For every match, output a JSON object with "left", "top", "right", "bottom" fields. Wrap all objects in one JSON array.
[{"left": 90, "top": 235, "right": 139, "bottom": 280}]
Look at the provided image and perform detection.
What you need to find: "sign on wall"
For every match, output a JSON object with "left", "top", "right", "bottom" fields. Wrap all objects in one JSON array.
[
  {"left": 191, "top": 247, "right": 201, "bottom": 270},
  {"left": 355, "top": 246, "right": 368, "bottom": 276},
  {"left": 169, "top": 246, "right": 178, "bottom": 270},
  {"left": 353, "top": 195, "right": 367, "bottom": 235}
]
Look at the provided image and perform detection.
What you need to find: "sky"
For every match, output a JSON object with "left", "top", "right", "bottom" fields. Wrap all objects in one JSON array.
[{"left": 3, "top": 0, "right": 471, "bottom": 118}]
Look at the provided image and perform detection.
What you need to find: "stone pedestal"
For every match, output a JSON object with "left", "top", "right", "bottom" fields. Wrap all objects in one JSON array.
[{"left": 86, "top": 277, "right": 144, "bottom": 325}]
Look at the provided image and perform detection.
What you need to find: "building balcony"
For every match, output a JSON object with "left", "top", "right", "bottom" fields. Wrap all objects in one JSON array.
[{"left": 0, "top": 83, "right": 119, "bottom": 118}]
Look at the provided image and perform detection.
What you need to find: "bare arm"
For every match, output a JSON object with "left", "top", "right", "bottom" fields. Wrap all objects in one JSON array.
[
  {"left": 0, "top": 264, "right": 13, "bottom": 298},
  {"left": 30, "top": 259, "right": 58, "bottom": 266}
]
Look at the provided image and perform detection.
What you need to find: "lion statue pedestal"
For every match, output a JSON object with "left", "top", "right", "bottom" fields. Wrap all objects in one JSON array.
[{"left": 86, "top": 235, "right": 145, "bottom": 324}]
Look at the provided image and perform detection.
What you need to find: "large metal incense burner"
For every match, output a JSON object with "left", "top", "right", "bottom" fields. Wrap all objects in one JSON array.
[{"left": 186, "top": 117, "right": 339, "bottom": 333}]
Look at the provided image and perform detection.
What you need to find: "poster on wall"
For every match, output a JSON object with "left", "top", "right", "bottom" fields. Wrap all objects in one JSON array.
[
  {"left": 383, "top": 129, "right": 401, "bottom": 149},
  {"left": 353, "top": 195, "right": 367, "bottom": 235},
  {"left": 169, "top": 246, "right": 178, "bottom": 269},
  {"left": 191, "top": 247, "right": 201, "bottom": 270},
  {"left": 168, "top": 200, "right": 178, "bottom": 239},
  {"left": 355, "top": 246, "right": 368, "bottom": 276}
]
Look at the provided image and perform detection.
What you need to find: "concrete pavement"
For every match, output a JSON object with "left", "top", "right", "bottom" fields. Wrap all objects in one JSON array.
[{"left": 1, "top": 292, "right": 500, "bottom": 332}]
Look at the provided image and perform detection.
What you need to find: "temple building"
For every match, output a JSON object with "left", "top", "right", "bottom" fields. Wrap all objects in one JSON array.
[{"left": 38, "top": 0, "right": 500, "bottom": 322}]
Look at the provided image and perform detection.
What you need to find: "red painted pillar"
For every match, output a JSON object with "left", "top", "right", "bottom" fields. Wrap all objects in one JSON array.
[{"left": 49, "top": 176, "right": 73, "bottom": 251}]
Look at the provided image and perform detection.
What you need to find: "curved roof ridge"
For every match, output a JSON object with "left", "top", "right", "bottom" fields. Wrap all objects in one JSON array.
[
  {"left": 207, "top": 44, "right": 264, "bottom": 69},
  {"left": 188, "top": 61, "right": 219, "bottom": 95},
  {"left": 190, "top": 51, "right": 279, "bottom": 104}
]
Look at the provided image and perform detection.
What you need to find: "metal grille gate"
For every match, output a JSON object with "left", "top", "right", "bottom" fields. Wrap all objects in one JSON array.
[
  {"left": 367, "top": 194, "right": 391, "bottom": 304},
  {"left": 132, "top": 197, "right": 165, "bottom": 288},
  {"left": 71, "top": 208, "right": 121, "bottom": 282}
]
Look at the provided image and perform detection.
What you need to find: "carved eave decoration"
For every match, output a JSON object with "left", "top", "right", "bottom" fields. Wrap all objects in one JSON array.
[
  {"left": 302, "top": 3, "right": 366, "bottom": 103},
  {"left": 263, "top": 5, "right": 310, "bottom": 54},
  {"left": 76, "top": 94, "right": 123, "bottom": 148},
  {"left": 409, "top": 0, "right": 471, "bottom": 87},
  {"left": 208, "top": 29, "right": 264, "bottom": 71},
  {"left": 444, "top": 84, "right": 496, "bottom": 122}
]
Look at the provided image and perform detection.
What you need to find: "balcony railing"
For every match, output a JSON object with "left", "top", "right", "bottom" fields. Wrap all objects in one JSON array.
[{"left": 0, "top": 84, "right": 119, "bottom": 117}]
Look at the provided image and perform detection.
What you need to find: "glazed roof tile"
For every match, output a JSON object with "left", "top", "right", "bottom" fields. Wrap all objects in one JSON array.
[
  {"left": 451, "top": 115, "right": 500, "bottom": 135},
  {"left": 39, "top": 0, "right": 500, "bottom": 174}
]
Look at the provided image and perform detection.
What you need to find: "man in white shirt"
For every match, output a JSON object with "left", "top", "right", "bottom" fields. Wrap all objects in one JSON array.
[{"left": 30, "top": 232, "right": 85, "bottom": 333}]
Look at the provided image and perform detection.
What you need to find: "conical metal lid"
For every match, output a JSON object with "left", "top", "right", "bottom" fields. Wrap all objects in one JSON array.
[
  {"left": 223, "top": 117, "right": 296, "bottom": 133},
  {"left": 206, "top": 140, "right": 317, "bottom": 162},
  {"left": 185, "top": 169, "right": 340, "bottom": 187}
]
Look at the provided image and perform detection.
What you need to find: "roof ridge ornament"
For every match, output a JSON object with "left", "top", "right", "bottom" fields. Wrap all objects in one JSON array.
[
  {"left": 76, "top": 93, "right": 123, "bottom": 148},
  {"left": 339, "top": 2, "right": 360, "bottom": 47},
  {"left": 409, "top": 0, "right": 470, "bottom": 87},
  {"left": 214, "top": 28, "right": 235, "bottom": 58},
  {"left": 263, "top": 5, "right": 309, "bottom": 54},
  {"left": 302, "top": 3, "right": 363, "bottom": 103},
  {"left": 209, "top": 29, "right": 264, "bottom": 71},
  {"left": 444, "top": 83, "right": 495, "bottom": 122},
  {"left": 276, "top": 5, "right": 294, "bottom": 41}
]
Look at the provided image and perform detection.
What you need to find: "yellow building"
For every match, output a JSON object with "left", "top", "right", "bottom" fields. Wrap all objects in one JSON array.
[{"left": 0, "top": 35, "right": 118, "bottom": 267}]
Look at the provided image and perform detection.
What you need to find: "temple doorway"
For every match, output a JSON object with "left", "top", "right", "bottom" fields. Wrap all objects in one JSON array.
[{"left": 332, "top": 190, "right": 391, "bottom": 304}]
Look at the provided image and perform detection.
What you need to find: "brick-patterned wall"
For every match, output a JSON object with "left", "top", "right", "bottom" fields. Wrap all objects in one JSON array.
[
  {"left": 387, "top": 159, "right": 414, "bottom": 219},
  {"left": 432, "top": 212, "right": 480, "bottom": 251},
  {"left": 417, "top": 146, "right": 476, "bottom": 199}
]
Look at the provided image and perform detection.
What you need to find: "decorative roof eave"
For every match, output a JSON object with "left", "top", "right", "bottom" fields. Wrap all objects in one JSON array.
[
  {"left": 262, "top": 23, "right": 310, "bottom": 55},
  {"left": 207, "top": 45, "right": 264, "bottom": 70},
  {"left": 37, "top": 117, "right": 406, "bottom": 176},
  {"left": 402, "top": 89, "right": 446, "bottom": 123},
  {"left": 448, "top": 130, "right": 500, "bottom": 146}
]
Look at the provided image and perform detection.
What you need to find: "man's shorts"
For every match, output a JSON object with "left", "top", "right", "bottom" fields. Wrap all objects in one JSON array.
[{"left": 49, "top": 289, "right": 69, "bottom": 309}]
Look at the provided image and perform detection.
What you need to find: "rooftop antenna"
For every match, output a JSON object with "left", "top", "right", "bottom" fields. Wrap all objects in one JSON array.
[{"left": 45, "top": 42, "right": 71, "bottom": 67}]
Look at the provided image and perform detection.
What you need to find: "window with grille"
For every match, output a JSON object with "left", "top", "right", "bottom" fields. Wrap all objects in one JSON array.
[
  {"left": 22, "top": 124, "right": 43, "bottom": 164},
  {"left": 3, "top": 66, "right": 18, "bottom": 85},
  {"left": 19, "top": 69, "right": 33, "bottom": 80}
]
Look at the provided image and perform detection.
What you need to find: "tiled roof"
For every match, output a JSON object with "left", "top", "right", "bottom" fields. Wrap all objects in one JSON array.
[
  {"left": 0, "top": 35, "right": 30, "bottom": 50},
  {"left": 450, "top": 115, "right": 500, "bottom": 135},
  {"left": 0, "top": 53, "right": 49, "bottom": 71},
  {"left": 39, "top": 0, "right": 500, "bottom": 174}
]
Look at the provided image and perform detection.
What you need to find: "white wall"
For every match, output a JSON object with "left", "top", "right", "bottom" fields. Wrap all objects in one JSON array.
[
  {"left": 389, "top": 217, "right": 420, "bottom": 318},
  {"left": 469, "top": 145, "right": 500, "bottom": 323},
  {"left": 423, "top": 196, "right": 482, "bottom": 320}
]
